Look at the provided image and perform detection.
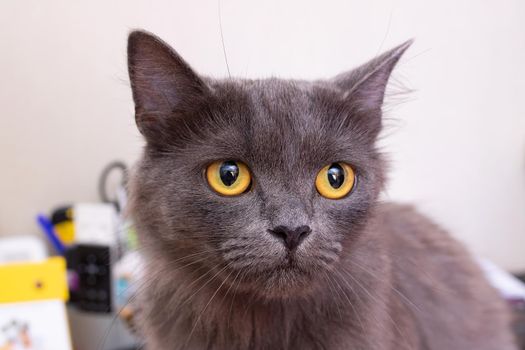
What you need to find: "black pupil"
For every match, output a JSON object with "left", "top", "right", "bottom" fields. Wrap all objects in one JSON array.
[
  {"left": 327, "top": 163, "right": 345, "bottom": 189},
  {"left": 219, "top": 161, "right": 239, "bottom": 186}
]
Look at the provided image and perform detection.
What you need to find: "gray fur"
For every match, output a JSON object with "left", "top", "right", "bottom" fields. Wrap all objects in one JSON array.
[{"left": 126, "top": 30, "right": 517, "bottom": 349}]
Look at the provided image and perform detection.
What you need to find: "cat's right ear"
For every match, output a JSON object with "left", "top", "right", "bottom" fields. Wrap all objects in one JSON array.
[
  {"left": 127, "top": 30, "right": 208, "bottom": 144},
  {"left": 331, "top": 40, "right": 412, "bottom": 142}
]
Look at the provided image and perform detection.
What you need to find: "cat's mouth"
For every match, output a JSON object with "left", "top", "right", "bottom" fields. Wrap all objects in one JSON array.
[
  {"left": 283, "top": 251, "right": 312, "bottom": 272},
  {"left": 222, "top": 251, "right": 326, "bottom": 298},
  {"left": 217, "top": 234, "right": 341, "bottom": 298},
  {"left": 274, "top": 253, "right": 306, "bottom": 272}
]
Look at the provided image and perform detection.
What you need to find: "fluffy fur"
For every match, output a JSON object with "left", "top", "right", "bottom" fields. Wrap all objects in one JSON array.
[{"left": 127, "top": 30, "right": 517, "bottom": 349}]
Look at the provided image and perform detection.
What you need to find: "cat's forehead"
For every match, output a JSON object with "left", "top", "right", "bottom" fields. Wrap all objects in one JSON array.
[
  {"left": 203, "top": 78, "right": 365, "bottom": 172},
  {"left": 212, "top": 78, "right": 343, "bottom": 133}
]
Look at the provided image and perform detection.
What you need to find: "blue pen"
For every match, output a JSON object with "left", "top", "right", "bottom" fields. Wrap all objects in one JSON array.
[{"left": 37, "top": 214, "right": 67, "bottom": 255}]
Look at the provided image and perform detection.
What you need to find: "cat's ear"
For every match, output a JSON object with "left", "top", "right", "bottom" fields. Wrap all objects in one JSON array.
[
  {"left": 333, "top": 40, "right": 413, "bottom": 140},
  {"left": 127, "top": 30, "right": 208, "bottom": 144}
]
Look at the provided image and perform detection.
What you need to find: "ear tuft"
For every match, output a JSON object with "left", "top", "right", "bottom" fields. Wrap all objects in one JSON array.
[{"left": 127, "top": 30, "right": 208, "bottom": 142}]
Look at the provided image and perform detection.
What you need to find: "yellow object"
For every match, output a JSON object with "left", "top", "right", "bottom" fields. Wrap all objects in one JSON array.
[
  {"left": 206, "top": 160, "right": 251, "bottom": 196},
  {"left": 315, "top": 163, "right": 355, "bottom": 199},
  {"left": 54, "top": 221, "right": 75, "bottom": 244},
  {"left": 0, "top": 257, "right": 69, "bottom": 304}
]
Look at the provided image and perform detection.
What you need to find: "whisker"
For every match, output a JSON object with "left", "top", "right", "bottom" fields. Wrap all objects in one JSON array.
[
  {"left": 322, "top": 271, "right": 344, "bottom": 322},
  {"left": 351, "top": 260, "right": 423, "bottom": 314},
  {"left": 331, "top": 270, "right": 365, "bottom": 332},
  {"left": 183, "top": 263, "right": 235, "bottom": 347},
  {"left": 339, "top": 269, "right": 413, "bottom": 349},
  {"left": 217, "top": 0, "right": 231, "bottom": 78},
  {"left": 179, "top": 262, "right": 231, "bottom": 309},
  {"left": 228, "top": 270, "right": 247, "bottom": 331}
]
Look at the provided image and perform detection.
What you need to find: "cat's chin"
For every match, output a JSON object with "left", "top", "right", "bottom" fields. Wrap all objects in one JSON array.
[
  {"left": 230, "top": 262, "right": 324, "bottom": 300},
  {"left": 261, "top": 270, "right": 319, "bottom": 299}
]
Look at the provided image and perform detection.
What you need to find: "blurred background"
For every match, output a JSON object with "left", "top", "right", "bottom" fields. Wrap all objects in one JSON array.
[{"left": 0, "top": 1, "right": 524, "bottom": 349}]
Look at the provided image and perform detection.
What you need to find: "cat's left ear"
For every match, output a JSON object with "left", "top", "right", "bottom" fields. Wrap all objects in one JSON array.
[
  {"left": 127, "top": 30, "right": 209, "bottom": 145},
  {"left": 332, "top": 40, "right": 413, "bottom": 139}
]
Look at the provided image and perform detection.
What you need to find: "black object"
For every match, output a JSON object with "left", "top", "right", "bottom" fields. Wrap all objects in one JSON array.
[
  {"left": 51, "top": 205, "right": 73, "bottom": 225},
  {"left": 66, "top": 244, "right": 112, "bottom": 313},
  {"left": 98, "top": 160, "right": 128, "bottom": 210}
]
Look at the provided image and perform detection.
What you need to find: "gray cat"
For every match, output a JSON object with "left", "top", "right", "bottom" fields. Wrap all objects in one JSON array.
[{"left": 126, "top": 30, "right": 517, "bottom": 350}]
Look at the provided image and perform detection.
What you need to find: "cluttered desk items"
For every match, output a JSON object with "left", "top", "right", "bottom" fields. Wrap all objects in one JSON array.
[{"left": 0, "top": 257, "right": 71, "bottom": 350}]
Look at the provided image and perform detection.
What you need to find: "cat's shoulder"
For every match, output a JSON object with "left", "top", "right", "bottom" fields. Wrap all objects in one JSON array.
[
  {"left": 371, "top": 206, "right": 516, "bottom": 349},
  {"left": 374, "top": 202, "right": 465, "bottom": 254},
  {"left": 373, "top": 202, "right": 495, "bottom": 306}
]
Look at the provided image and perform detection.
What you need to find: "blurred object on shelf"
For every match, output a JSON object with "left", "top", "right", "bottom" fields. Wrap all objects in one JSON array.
[
  {"left": 0, "top": 236, "right": 46, "bottom": 264},
  {"left": 114, "top": 250, "right": 143, "bottom": 334},
  {"left": 37, "top": 213, "right": 66, "bottom": 255},
  {"left": 41, "top": 202, "right": 118, "bottom": 251},
  {"left": 26, "top": 160, "right": 140, "bottom": 349},
  {"left": 51, "top": 206, "right": 75, "bottom": 245},
  {"left": 47, "top": 202, "right": 119, "bottom": 248},
  {"left": 67, "top": 306, "right": 138, "bottom": 350},
  {"left": 74, "top": 203, "right": 118, "bottom": 246},
  {"left": 479, "top": 258, "right": 525, "bottom": 300},
  {"left": 99, "top": 160, "right": 128, "bottom": 212},
  {"left": 117, "top": 220, "right": 139, "bottom": 256},
  {"left": 0, "top": 257, "right": 68, "bottom": 304},
  {"left": 0, "top": 257, "right": 72, "bottom": 350},
  {"left": 66, "top": 244, "right": 112, "bottom": 314}
]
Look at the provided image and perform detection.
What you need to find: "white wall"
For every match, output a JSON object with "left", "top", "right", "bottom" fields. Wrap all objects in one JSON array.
[{"left": 1, "top": 0, "right": 524, "bottom": 271}]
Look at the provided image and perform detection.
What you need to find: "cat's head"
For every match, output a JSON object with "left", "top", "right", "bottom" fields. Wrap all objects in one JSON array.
[{"left": 127, "top": 31, "right": 410, "bottom": 298}]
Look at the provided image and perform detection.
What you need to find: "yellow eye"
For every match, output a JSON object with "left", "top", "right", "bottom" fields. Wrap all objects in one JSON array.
[
  {"left": 315, "top": 163, "right": 355, "bottom": 199},
  {"left": 206, "top": 160, "right": 251, "bottom": 196}
]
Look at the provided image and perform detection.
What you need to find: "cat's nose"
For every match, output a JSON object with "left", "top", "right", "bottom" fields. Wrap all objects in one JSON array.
[{"left": 268, "top": 225, "right": 311, "bottom": 251}]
